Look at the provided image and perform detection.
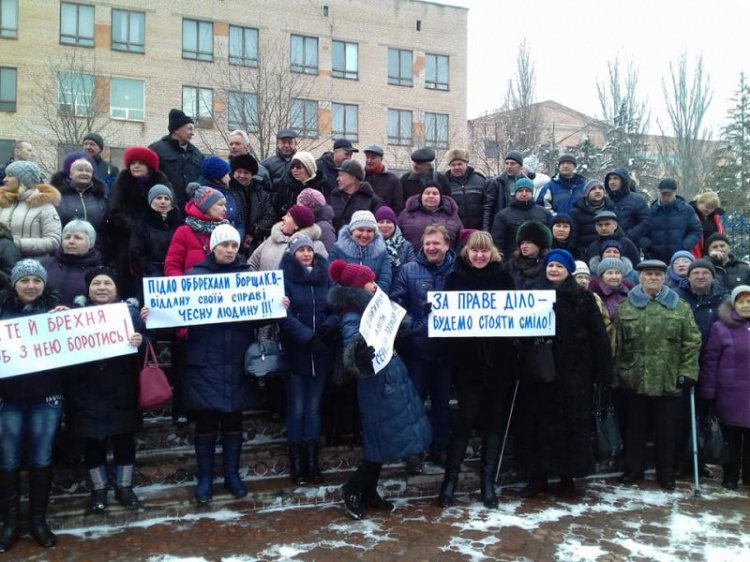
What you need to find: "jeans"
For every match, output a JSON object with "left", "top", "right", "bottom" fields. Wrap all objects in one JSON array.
[
  {"left": 285, "top": 373, "right": 326, "bottom": 444},
  {"left": 0, "top": 396, "right": 63, "bottom": 470},
  {"left": 404, "top": 357, "right": 451, "bottom": 457}
]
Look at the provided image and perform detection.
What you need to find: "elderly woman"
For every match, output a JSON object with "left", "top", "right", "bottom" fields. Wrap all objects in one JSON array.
[
  {"left": 588, "top": 239, "right": 638, "bottom": 284},
  {"left": 297, "top": 188, "right": 336, "bottom": 250},
  {"left": 398, "top": 180, "right": 463, "bottom": 252},
  {"left": 275, "top": 151, "right": 327, "bottom": 218},
  {"left": 589, "top": 257, "right": 634, "bottom": 322},
  {"left": 50, "top": 152, "right": 108, "bottom": 236},
  {"left": 65, "top": 267, "right": 144, "bottom": 513},
  {"left": 375, "top": 206, "right": 415, "bottom": 281},
  {"left": 0, "top": 261, "right": 61, "bottom": 552},
  {"left": 666, "top": 250, "right": 694, "bottom": 289}
]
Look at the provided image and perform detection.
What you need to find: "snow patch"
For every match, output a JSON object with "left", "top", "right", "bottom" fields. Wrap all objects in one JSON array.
[
  {"left": 555, "top": 539, "right": 608, "bottom": 561},
  {"left": 440, "top": 535, "right": 500, "bottom": 561}
]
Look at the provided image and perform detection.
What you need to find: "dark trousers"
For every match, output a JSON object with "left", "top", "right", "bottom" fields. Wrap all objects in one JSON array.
[
  {"left": 194, "top": 411, "right": 242, "bottom": 434},
  {"left": 453, "top": 377, "right": 513, "bottom": 439},
  {"left": 626, "top": 394, "right": 679, "bottom": 481},
  {"left": 404, "top": 357, "right": 451, "bottom": 457},
  {"left": 721, "top": 424, "right": 750, "bottom": 486},
  {"left": 83, "top": 432, "right": 136, "bottom": 469}
]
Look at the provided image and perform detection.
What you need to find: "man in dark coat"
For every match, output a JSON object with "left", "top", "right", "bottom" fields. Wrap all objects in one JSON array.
[
  {"left": 227, "top": 129, "right": 271, "bottom": 184},
  {"left": 260, "top": 128, "right": 297, "bottom": 192},
  {"left": 584, "top": 211, "right": 641, "bottom": 266},
  {"left": 317, "top": 138, "right": 358, "bottom": 196},
  {"left": 444, "top": 148, "right": 487, "bottom": 230},
  {"left": 148, "top": 108, "right": 205, "bottom": 209},
  {"left": 569, "top": 178, "right": 618, "bottom": 253},
  {"left": 82, "top": 132, "right": 119, "bottom": 194},
  {"left": 364, "top": 145, "right": 405, "bottom": 214},
  {"left": 604, "top": 168, "right": 651, "bottom": 248},
  {"left": 483, "top": 150, "right": 523, "bottom": 231},
  {"left": 536, "top": 153, "right": 586, "bottom": 214},
  {"left": 400, "top": 148, "right": 450, "bottom": 201},
  {"left": 492, "top": 178, "right": 551, "bottom": 258},
  {"left": 328, "top": 160, "right": 383, "bottom": 231},
  {"left": 229, "top": 153, "right": 275, "bottom": 256},
  {"left": 705, "top": 233, "right": 750, "bottom": 291}
]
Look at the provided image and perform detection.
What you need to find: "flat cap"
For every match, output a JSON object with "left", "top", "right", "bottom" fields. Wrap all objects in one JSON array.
[
  {"left": 637, "top": 259, "right": 668, "bottom": 272},
  {"left": 594, "top": 210, "right": 619, "bottom": 222},
  {"left": 333, "top": 138, "right": 359, "bottom": 152},
  {"left": 363, "top": 144, "right": 384, "bottom": 156},
  {"left": 276, "top": 128, "right": 298, "bottom": 140},
  {"left": 411, "top": 148, "right": 436, "bottom": 163}
]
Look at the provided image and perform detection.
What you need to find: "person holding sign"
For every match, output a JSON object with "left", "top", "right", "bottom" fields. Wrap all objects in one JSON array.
[
  {"left": 64, "top": 267, "right": 144, "bottom": 513},
  {"left": 0, "top": 260, "right": 61, "bottom": 553},
  {"left": 438, "top": 232, "right": 516, "bottom": 509}
]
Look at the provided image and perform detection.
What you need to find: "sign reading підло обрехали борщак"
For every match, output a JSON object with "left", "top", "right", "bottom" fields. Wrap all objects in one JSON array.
[
  {"left": 427, "top": 290, "right": 556, "bottom": 338},
  {"left": 142, "top": 271, "right": 287, "bottom": 329}
]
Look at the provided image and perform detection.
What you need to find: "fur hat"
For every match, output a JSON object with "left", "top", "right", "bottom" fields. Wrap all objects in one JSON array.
[
  {"left": 287, "top": 204, "right": 315, "bottom": 229},
  {"left": 573, "top": 260, "right": 590, "bottom": 277},
  {"left": 670, "top": 250, "right": 695, "bottom": 266},
  {"left": 291, "top": 151, "right": 317, "bottom": 177},
  {"left": 11, "top": 259, "right": 47, "bottom": 287},
  {"left": 83, "top": 132, "right": 104, "bottom": 150},
  {"left": 374, "top": 206, "right": 398, "bottom": 224},
  {"left": 147, "top": 184, "right": 174, "bottom": 205},
  {"left": 297, "top": 188, "right": 326, "bottom": 209},
  {"left": 731, "top": 285, "right": 750, "bottom": 304},
  {"left": 515, "top": 220, "right": 552, "bottom": 250},
  {"left": 511, "top": 178, "right": 534, "bottom": 194},
  {"left": 124, "top": 146, "right": 160, "bottom": 171},
  {"left": 349, "top": 210, "right": 377, "bottom": 231},
  {"left": 4, "top": 161, "right": 43, "bottom": 190},
  {"left": 289, "top": 234, "right": 314, "bottom": 257},
  {"left": 544, "top": 249, "right": 575, "bottom": 274},
  {"left": 62, "top": 152, "right": 96, "bottom": 176},
  {"left": 328, "top": 259, "right": 376, "bottom": 289},
  {"left": 201, "top": 156, "right": 230, "bottom": 180},
  {"left": 597, "top": 257, "right": 626, "bottom": 277},
  {"left": 230, "top": 153, "right": 259, "bottom": 175},
  {"left": 210, "top": 224, "right": 241, "bottom": 251},
  {"left": 186, "top": 182, "right": 225, "bottom": 214},
  {"left": 168, "top": 108, "right": 194, "bottom": 133},
  {"left": 688, "top": 258, "right": 716, "bottom": 278},
  {"left": 505, "top": 150, "right": 524, "bottom": 166},
  {"left": 84, "top": 266, "right": 119, "bottom": 295},
  {"left": 445, "top": 148, "right": 470, "bottom": 164}
]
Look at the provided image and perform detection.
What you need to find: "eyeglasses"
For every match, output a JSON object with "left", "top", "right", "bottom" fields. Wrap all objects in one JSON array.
[{"left": 290, "top": 163, "right": 304, "bottom": 170}]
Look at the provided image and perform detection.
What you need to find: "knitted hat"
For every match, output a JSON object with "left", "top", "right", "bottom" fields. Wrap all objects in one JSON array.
[
  {"left": 230, "top": 153, "right": 259, "bottom": 175},
  {"left": 505, "top": 150, "right": 524, "bottom": 166},
  {"left": 658, "top": 178, "right": 678, "bottom": 192},
  {"left": 558, "top": 153, "right": 577, "bottom": 166},
  {"left": 337, "top": 159, "right": 365, "bottom": 181},
  {"left": 11, "top": 259, "right": 47, "bottom": 287},
  {"left": 147, "top": 184, "right": 174, "bottom": 205},
  {"left": 4, "top": 161, "right": 43, "bottom": 190},
  {"left": 62, "top": 152, "right": 96, "bottom": 176},
  {"left": 459, "top": 228, "right": 479, "bottom": 247},
  {"left": 599, "top": 239, "right": 622, "bottom": 256},
  {"left": 446, "top": 148, "right": 470, "bottom": 164},
  {"left": 731, "top": 285, "right": 750, "bottom": 304},
  {"left": 688, "top": 258, "right": 716, "bottom": 278},
  {"left": 210, "top": 224, "right": 241, "bottom": 251},
  {"left": 328, "top": 259, "right": 376, "bottom": 289},
  {"left": 551, "top": 213, "right": 572, "bottom": 226},
  {"left": 168, "top": 108, "right": 194, "bottom": 133},
  {"left": 83, "top": 132, "right": 104, "bottom": 150},
  {"left": 511, "top": 178, "right": 534, "bottom": 194},
  {"left": 297, "top": 187, "right": 326, "bottom": 209},
  {"left": 524, "top": 155, "right": 538, "bottom": 174},
  {"left": 637, "top": 259, "right": 668, "bottom": 272},
  {"left": 422, "top": 179, "right": 443, "bottom": 195},
  {"left": 287, "top": 204, "right": 315, "bottom": 229},
  {"left": 289, "top": 234, "right": 314, "bottom": 256},
  {"left": 584, "top": 178, "right": 604, "bottom": 197},
  {"left": 374, "top": 206, "right": 398, "bottom": 224},
  {"left": 597, "top": 257, "right": 626, "bottom": 277},
  {"left": 349, "top": 210, "right": 377, "bottom": 231},
  {"left": 291, "top": 151, "right": 317, "bottom": 177},
  {"left": 186, "top": 182, "right": 225, "bottom": 214},
  {"left": 201, "top": 156, "right": 230, "bottom": 180},
  {"left": 84, "top": 266, "right": 119, "bottom": 295},
  {"left": 124, "top": 146, "right": 159, "bottom": 171},
  {"left": 516, "top": 220, "right": 553, "bottom": 249},
  {"left": 670, "top": 250, "right": 695, "bottom": 266},
  {"left": 573, "top": 260, "right": 590, "bottom": 277},
  {"left": 544, "top": 248, "right": 575, "bottom": 274},
  {"left": 705, "top": 233, "right": 731, "bottom": 250}
]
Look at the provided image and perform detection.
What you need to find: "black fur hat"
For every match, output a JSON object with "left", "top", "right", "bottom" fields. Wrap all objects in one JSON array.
[{"left": 515, "top": 220, "right": 553, "bottom": 250}]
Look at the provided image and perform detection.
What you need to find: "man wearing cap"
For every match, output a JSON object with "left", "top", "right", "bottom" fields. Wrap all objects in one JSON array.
[
  {"left": 328, "top": 160, "right": 383, "bottom": 231},
  {"left": 148, "top": 108, "right": 205, "bottom": 208},
  {"left": 227, "top": 129, "right": 271, "bottom": 186},
  {"left": 482, "top": 150, "right": 524, "bottom": 231},
  {"left": 363, "top": 145, "right": 404, "bottom": 214},
  {"left": 317, "top": 139, "right": 359, "bottom": 196},
  {"left": 640, "top": 178, "right": 702, "bottom": 263},
  {"left": 536, "top": 153, "right": 586, "bottom": 214},
  {"left": 584, "top": 211, "right": 641, "bottom": 267},
  {"left": 569, "top": 178, "right": 617, "bottom": 252},
  {"left": 0, "top": 140, "right": 38, "bottom": 184},
  {"left": 444, "top": 148, "right": 488, "bottom": 230},
  {"left": 705, "top": 233, "right": 750, "bottom": 291},
  {"left": 400, "top": 148, "right": 451, "bottom": 201},
  {"left": 491, "top": 177, "right": 551, "bottom": 259},
  {"left": 616, "top": 259, "right": 701, "bottom": 490},
  {"left": 261, "top": 129, "right": 297, "bottom": 192},
  {"left": 229, "top": 153, "right": 275, "bottom": 255},
  {"left": 82, "top": 132, "right": 119, "bottom": 192},
  {"left": 604, "top": 168, "right": 651, "bottom": 251}
]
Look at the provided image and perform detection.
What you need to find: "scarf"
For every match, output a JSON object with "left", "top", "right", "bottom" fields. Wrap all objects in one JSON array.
[
  {"left": 384, "top": 227, "right": 406, "bottom": 268},
  {"left": 185, "top": 215, "right": 229, "bottom": 236},
  {"left": 365, "top": 162, "right": 384, "bottom": 175}
]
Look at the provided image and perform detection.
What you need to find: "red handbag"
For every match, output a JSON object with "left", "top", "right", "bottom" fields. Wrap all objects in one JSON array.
[{"left": 138, "top": 341, "right": 172, "bottom": 411}]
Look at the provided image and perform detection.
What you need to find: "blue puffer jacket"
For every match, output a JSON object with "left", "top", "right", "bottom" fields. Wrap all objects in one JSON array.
[
  {"left": 640, "top": 197, "right": 703, "bottom": 263},
  {"left": 536, "top": 173, "right": 586, "bottom": 214},
  {"left": 328, "top": 225, "right": 392, "bottom": 293},
  {"left": 278, "top": 252, "right": 338, "bottom": 376},
  {"left": 328, "top": 284, "right": 432, "bottom": 463},
  {"left": 182, "top": 255, "right": 255, "bottom": 413},
  {"left": 604, "top": 168, "right": 651, "bottom": 246}
]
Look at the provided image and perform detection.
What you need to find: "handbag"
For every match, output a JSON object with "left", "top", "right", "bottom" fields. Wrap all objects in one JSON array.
[
  {"left": 139, "top": 341, "right": 173, "bottom": 411},
  {"left": 518, "top": 337, "right": 556, "bottom": 383},
  {"left": 245, "top": 324, "right": 289, "bottom": 377},
  {"left": 592, "top": 385, "right": 623, "bottom": 461},
  {"left": 697, "top": 414, "right": 725, "bottom": 464}
]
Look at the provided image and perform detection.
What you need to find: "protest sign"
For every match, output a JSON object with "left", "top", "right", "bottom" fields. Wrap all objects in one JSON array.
[
  {"left": 0, "top": 303, "right": 136, "bottom": 379},
  {"left": 360, "top": 288, "right": 407, "bottom": 374},
  {"left": 427, "top": 290, "right": 556, "bottom": 338},
  {"left": 143, "top": 271, "right": 287, "bottom": 329}
]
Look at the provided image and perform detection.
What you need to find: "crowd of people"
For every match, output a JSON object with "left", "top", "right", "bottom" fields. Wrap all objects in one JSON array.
[{"left": 1, "top": 108, "right": 750, "bottom": 552}]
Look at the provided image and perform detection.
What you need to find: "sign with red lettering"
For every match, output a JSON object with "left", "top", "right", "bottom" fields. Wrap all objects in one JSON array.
[{"left": 0, "top": 303, "right": 136, "bottom": 379}]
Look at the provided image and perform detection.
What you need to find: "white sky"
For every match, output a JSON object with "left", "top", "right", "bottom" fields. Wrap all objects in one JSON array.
[{"left": 440, "top": 0, "right": 749, "bottom": 136}]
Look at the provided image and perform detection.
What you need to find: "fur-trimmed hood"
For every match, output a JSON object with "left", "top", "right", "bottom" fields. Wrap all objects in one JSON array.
[
  {"left": 269, "top": 221, "right": 322, "bottom": 244},
  {"left": 627, "top": 284, "right": 681, "bottom": 310},
  {"left": 717, "top": 299, "right": 750, "bottom": 329},
  {"left": 327, "top": 284, "right": 373, "bottom": 314},
  {"left": 0, "top": 180, "right": 61, "bottom": 208},
  {"left": 333, "top": 224, "right": 386, "bottom": 260}
]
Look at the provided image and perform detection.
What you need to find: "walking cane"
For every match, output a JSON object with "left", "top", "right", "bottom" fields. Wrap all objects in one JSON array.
[
  {"left": 689, "top": 385, "right": 701, "bottom": 497},
  {"left": 495, "top": 379, "right": 520, "bottom": 483}
]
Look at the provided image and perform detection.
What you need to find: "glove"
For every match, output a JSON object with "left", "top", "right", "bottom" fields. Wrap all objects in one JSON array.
[
  {"left": 315, "top": 324, "right": 338, "bottom": 343},
  {"left": 677, "top": 376, "right": 696, "bottom": 389},
  {"left": 355, "top": 337, "right": 376, "bottom": 363},
  {"left": 421, "top": 301, "right": 432, "bottom": 316},
  {"left": 309, "top": 336, "right": 328, "bottom": 356}
]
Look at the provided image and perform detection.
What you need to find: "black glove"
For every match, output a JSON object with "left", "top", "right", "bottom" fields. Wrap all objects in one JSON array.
[
  {"left": 421, "top": 301, "right": 432, "bottom": 316},
  {"left": 355, "top": 337, "right": 376, "bottom": 363},
  {"left": 309, "top": 336, "right": 328, "bottom": 356},
  {"left": 677, "top": 376, "right": 696, "bottom": 389},
  {"left": 315, "top": 324, "right": 338, "bottom": 343}
]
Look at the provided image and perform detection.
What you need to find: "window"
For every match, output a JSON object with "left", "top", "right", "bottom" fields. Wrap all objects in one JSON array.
[
  {"left": 290, "top": 34, "right": 318, "bottom": 74},
  {"left": 388, "top": 48, "right": 412, "bottom": 87},
  {"left": 388, "top": 109, "right": 412, "bottom": 146},
  {"left": 424, "top": 112, "right": 449, "bottom": 148},
  {"left": 290, "top": 98, "right": 318, "bottom": 137},
  {"left": 182, "top": 19, "right": 213, "bottom": 61},
  {"left": 0, "top": 139, "right": 13, "bottom": 165},
  {"left": 110, "top": 78, "right": 144, "bottom": 121},
  {"left": 0, "top": 67, "right": 16, "bottom": 111},
  {"left": 60, "top": 2, "right": 94, "bottom": 47},
  {"left": 112, "top": 9, "right": 145, "bottom": 53},
  {"left": 332, "top": 40, "right": 358, "bottom": 80},
  {"left": 57, "top": 71, "right": 94, "bottom": 116},
  {"left": 1, "top": 0, "right": 18, "bottom": 38},
  {"left": 331, "top": 103, "right": 357, "bottom": 141},
  {"left": 229, "top": 25, "right": 258, "bottom": 67},
  {"left": 182, "top": 86, "right": 213, "bottom": 126},
  {"left": 425, "top": 54, "right": 449, "bottom": 90},
  {"left": 227, "top": 91, "right": 258, "bottom": 132},
  {"left": 485, "top": 140, "right": 500, "bottom": 160}
]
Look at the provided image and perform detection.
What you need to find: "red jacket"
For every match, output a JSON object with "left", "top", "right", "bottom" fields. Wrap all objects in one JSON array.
[{"left": 164, "top": 202, "right": 215, "bottom": 276}]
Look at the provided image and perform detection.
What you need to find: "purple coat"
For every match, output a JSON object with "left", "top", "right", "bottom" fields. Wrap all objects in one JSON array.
[
  {"left": 589, "top": 277, "right": 634, "bottom": 320},
  {"left": 700, "top": 300, "right": 750, "bottom": 428},
  {"left": 397, "top": 194, "right": 463, "bottom": 253}
]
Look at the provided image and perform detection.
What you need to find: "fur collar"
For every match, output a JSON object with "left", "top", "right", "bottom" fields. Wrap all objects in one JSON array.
[
  {"left": 718, "top": 299, "right": 750, "bottom": 329},
  {"left": 327, "top": 284, "right": 372, "bottom": 314},
  {"left": 143, "top": 206, "right": 182, "bottom": 228},
  {"left": 270, "top": 221, "right": 321, "bottom": 244},
  {"left": 333, "top": 225, "right": 386, "bottom": 259},
  {"left": 0, "top": 181, "right": 61, "bottom": 208},
  {"left": 404, "top": 193, "right": 459, "bottom": 215},
  {"left": 0, "top": 288, "right": 60, "bottom": 313},
  {"left": 281, "top": 252, "right": 330, "bottom": 285},
  {"left": 627, "top": 284, "right": 680, "bottom": 310}
]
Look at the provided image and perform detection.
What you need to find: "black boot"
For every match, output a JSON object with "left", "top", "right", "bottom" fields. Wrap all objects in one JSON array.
[
  {"left": 0, "top": 470, "right": 20, "bottom": 553},
  {"left": 362, "top": 464, "right": 393, "bottom": 512},
  {"left": 438, "top": 437, "right": 469, "bottom": 508},
  {"left": 520, "top": 473, "right": 549, "bottom": 498},
  {"left": 288, "top": 444, "right": 308, "bottom": 486},
  {"left": 115, "top": 465, "right": 142, "bottom": 508},
  {"left": 480, "top": 435, "right": 502, "bottom": 509},
  {"left": 194, "top": 433, "right": 217, "bottom": 504},
  {"left": 306, "top": 442, "right": 323, "bottom": 484},
  {"left": 222, "top": 433, "right": 248, "bottom": 498},
  {"left": 88, "top": 466, "right": 108, "bottom": 513},
  {"left": 28, "top": 466, "right": 56, "bottom": 548}
]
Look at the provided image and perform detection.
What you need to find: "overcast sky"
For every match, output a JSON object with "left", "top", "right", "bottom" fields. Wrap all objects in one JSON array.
[{"left": 442, "top": 0, "right": 748, "bottom": 136}]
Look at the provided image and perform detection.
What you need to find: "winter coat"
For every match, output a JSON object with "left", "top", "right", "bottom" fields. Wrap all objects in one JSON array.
[
  {"left": 551, "top": 238, "right": 582, "bottom": 260},
  {"left": 328, "top": 226, "right": 392, "bottom": 293},
  {"left": 328, "top": 182, "right": 384, "bottom": 232},
  {"left": 584, "top": 229, "right": 642, "bottom": 267},
  {"left": 0, "top": 222, "right": 21, "bottom": 290},
  {"left": 398, "top": 195, "right": 463, "bottom": 253},
  {"left": 712, "top": 255, "right": 750, "bottom": 291},
  {"left": 273, "top": 169, "right": 328, "bottom": 219},
  {"left": 260, "top": 150, "right": 294, "bottom": 191},
  {"left": 41, "top": 248, "right": 104, "bottom": 306},
  {"left": 400, "top": 169, "right": 451, "bottom": 201},
  {"left": 446, "top": 166, "right": 487, "bottom": 230},
  {"left": 604, "top": 169, "right": 651, "bottom": 246},
  {"left": 700, "top": 300, "right": 750, "bottom": 428},
  {"left": 164, "top": 203, "right": 218, "bottom": 276},
  {"left": 491, "top": 198, "right": 552, "bottom": 258},
  {"left": 569, "top": 197, "right": 618, "bottom": 253},
  {"left": 50, "top": 173, "right": 109, "bottom": 237},
  {"left": 482, "top": 173, "right": 516, "bottom": 231},
  {"left": 676, "top": 282, "right": 729, "bottom": 343},
  {"left": 64, "top": 298, "right": 143, "bottom": 439},
  {"left": 197, "top": 175, "right": 245, "bottom": 239},
  {"left": 588, "top": 276, "right": 634, "bottom": 321},
  {"left": 689, "top": 201, "right": 725, "bottom": 258},
  {"left": 228, "top": 177, "right": 275, "bottom": 253},
  {"left": 328, "top": 284, "right": 432, "bottom": 463},
  {"left": 247, "top": 222, "right": 327, "bottom": 273},
  {"left": 506, "top": 251, "right": 549, "bottom": 290},
  {"left": 587, "top": 255, "right": 639, "bottom": 285},
  {"left": 182, "top": 255, "right": 256, "bottom": 413},
  {"left": 128, "top": 207, "right": 182, "bottom": 280},
  {"left": 640, "top": 196, "right": 703, "bottom": 263},
  {"left": 615, "top": 284, "right": 701, "bottom": 396},
  {"left": 383, "top": 227, "right": 415, "bottom": 281},
  {"left": 278, "top": 252, "right": 338, "bottom": 376},
  {"left": 0, "top": 181, "right": 61, "bottom": 258},
  {"left": 536, "top": 173, "right": 586, "bottom": 214},
  {"left": 148, "top": 136, "right": 204, "bottom": 207},
  {"left": 315, "top": 152, "right": 340, "bottom": 197},
  {"left": 312, "top": 204, "right": 336, "bottom": 250},
  {"left": 92, "top": 156, "right": 119, "bottom": 192},
  {"left": 365, "top": 167, "right": 405, "bottom": 214}
]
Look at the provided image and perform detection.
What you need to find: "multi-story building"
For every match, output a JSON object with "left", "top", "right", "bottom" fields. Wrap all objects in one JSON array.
[{"left": 0, "top": 0, "right": 468, "bottom": 174}]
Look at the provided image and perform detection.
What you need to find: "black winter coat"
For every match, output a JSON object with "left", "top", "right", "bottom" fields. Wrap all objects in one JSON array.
[
  {"left": 712, "top": 255, "right": 750, "bottom": 291},
  {"left": 316, "top": 152, "right": 340, "bottom": 197},
  {"left": 492, "top": 198, "right": 552, "bottom": 258},
  {"left": 148, "top": 136, "right": 204, "bottom": 207},
  {"left": 640, "top": 197, "right": 703, "bottom": 263},
  {"left": 50, "top": 173, "right": 109, "bottom": 238},
  {"left": 446, "top": 167, "right": 487, "bottom": 230},
  {"left": 228, "top": 177, "right": 275, "bottom": 253},
  {"left": 0, "top": 222, "right": 21, "bottom": 290},
  {"left": 41, "top": 248, "right": 104, "bottom": 306},
  {"left": 328, "top": 182, "right": 383, "bottom": 231},
  {"left": 128, "top": 207, "right": 182, "bottom": 280},
  {"left": 365, "top": 168, "right": 405, "bottom": 215},
  {"left": 274, "top": 169, "right": 327, "bottom": 219},
  {"left": 569, "top": 197, "right": 618, "bottom": 253},
  {"left": 260, "top": 150, "right": 293, "bottom": 191},
  {"left": 400, "top": 169, "right": 451, "bottom": 200},
  {"left": 584, "top": 229, "right": 642, "bottom": 266},
  {"left": 506, "top": 251, "right": 549, "bottom": 290},
  {"left": 604, "top": 169, "right": 651, "bottom": 245},
  {"left": 483, "top": 173, "right": 517, "bottom": 231}
]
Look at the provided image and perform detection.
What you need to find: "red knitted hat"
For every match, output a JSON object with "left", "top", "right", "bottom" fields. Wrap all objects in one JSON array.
[
  {"left": 287, "top": 204, "right": 315, "bottom": 229},
  {"left": 328, "top": 259, "right": 376, "bottom": 289},
  {"left": 124, "top": 146, "right": 160, "bottom": 172}
]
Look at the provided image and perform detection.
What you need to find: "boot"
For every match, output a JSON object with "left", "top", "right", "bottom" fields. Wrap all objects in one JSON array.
[
  {"left": 341, "top": 483, "right": 363, "bottom": 520},
  {"left": 480, "top": 435, "right": 501, "bottom": 509},
  {"left": 306, "top": 442, "right": 323, "bottom": 485},
  {"left": 520, "top": 473, "right": 549, "bottom": 498},
  {"left": 361, "top": 464, "right": 393, "bottom": 512},
  {"left": 288, "top": 444, "right": 308, "bottom": 486},
  {"left": 0, "top": 470, "right": 20, "bottom": 553},
  {"left": 28, "top": 466, "right": 56, "bottom": 548},
  {"left": 114, "top": 465, "right": 142, "bottom": 508},
  {"left": 438, "top": 437, "right": 469, "bottom": 508},
  {"left": 558, "top": 476, "right": 583, "bottom": 498},
  {"left": 88, "top": 466, "right": 108, "bottom": 513},
  {"left": 194, "top": 433, "right": 217, "bottom": 504},
  {"left": 221, "top": 433, "right": 248, "bottom": 498}
]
